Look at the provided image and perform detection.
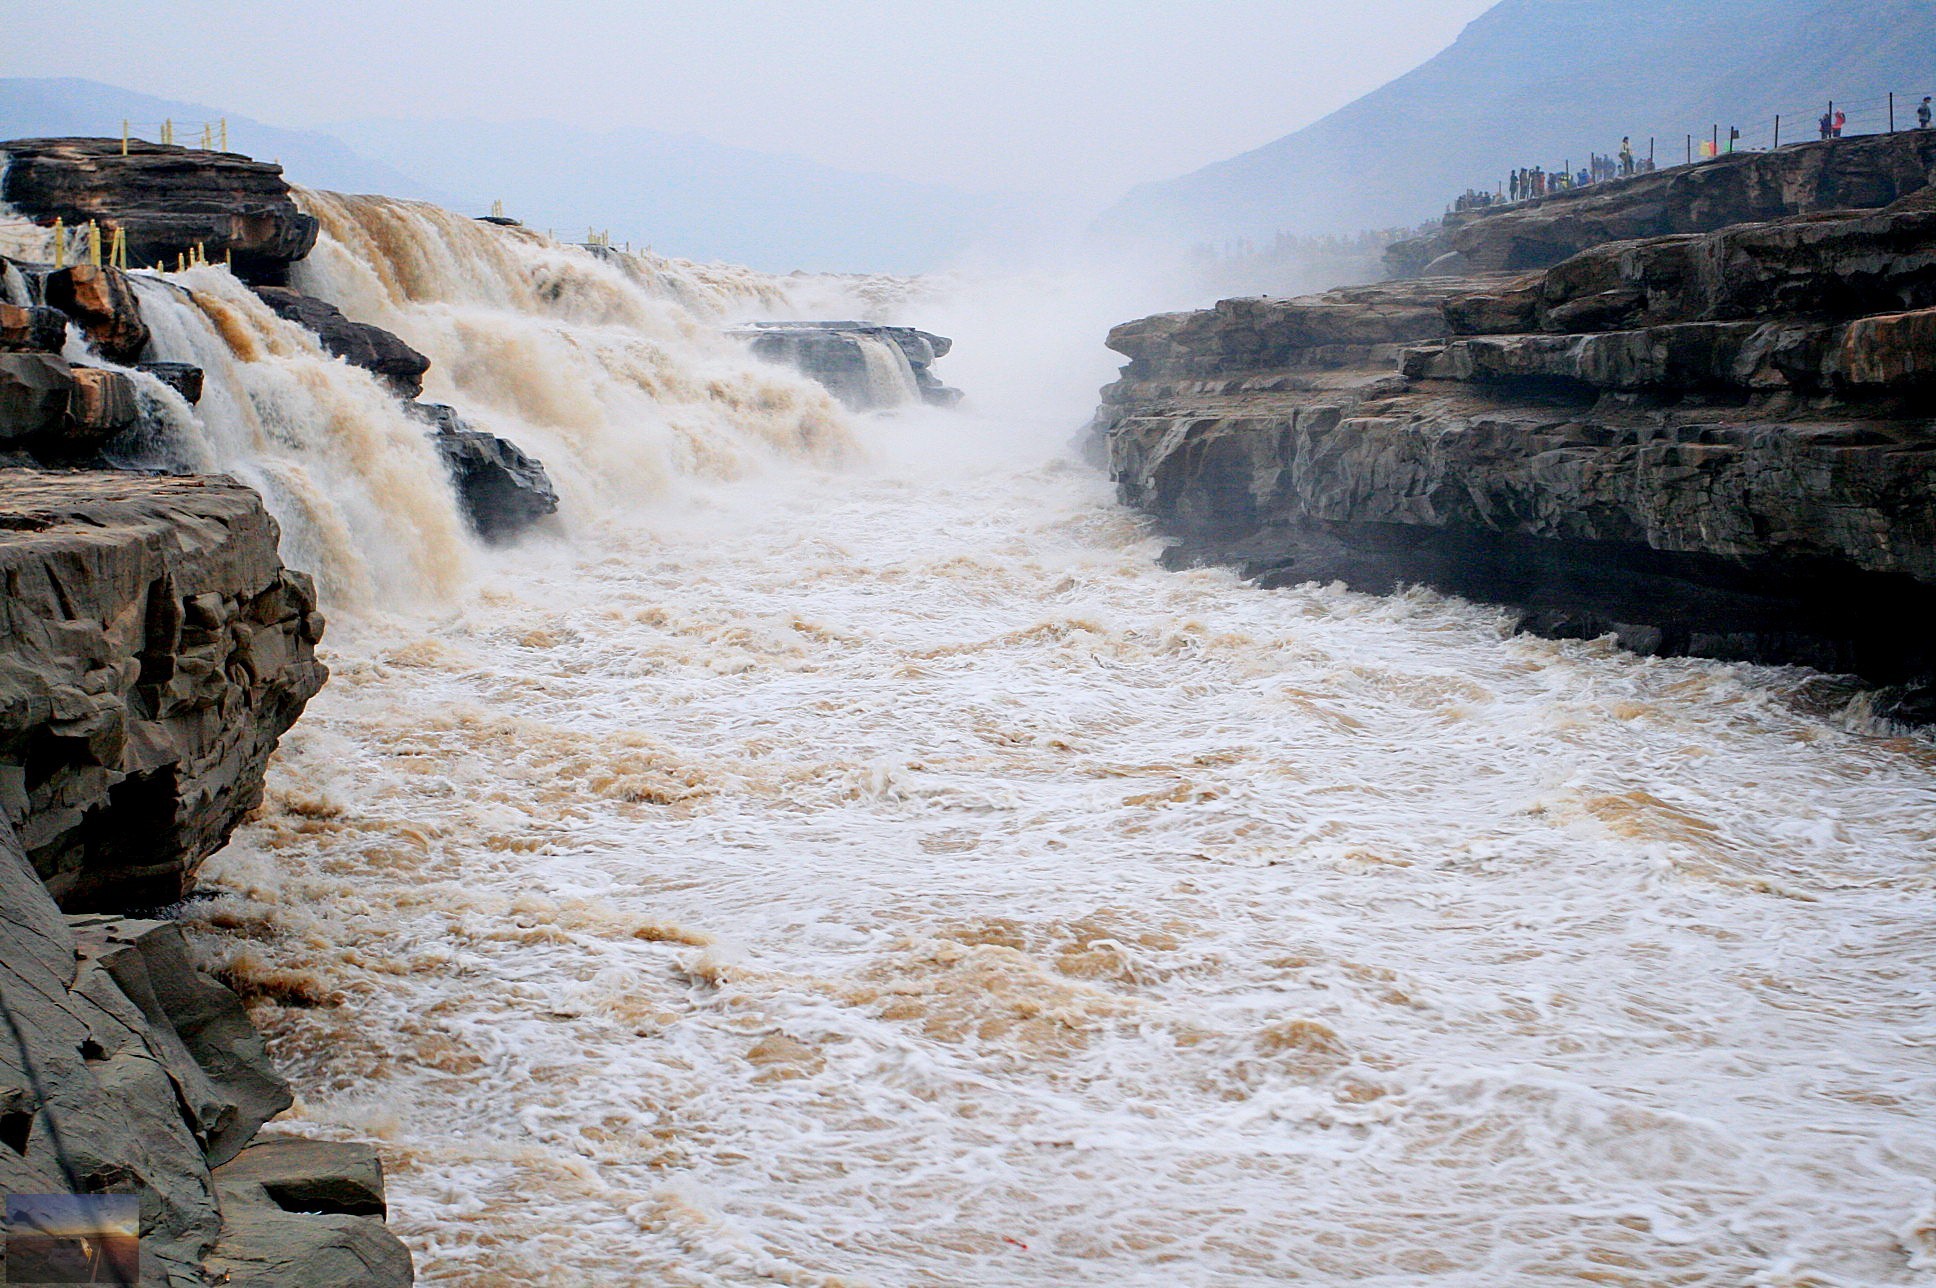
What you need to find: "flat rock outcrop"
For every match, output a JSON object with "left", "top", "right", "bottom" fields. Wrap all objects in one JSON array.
[
  {"left": 1, "top": 138, "right": 318, "bottom": 282},
  {"left": 0, "top": 471, "right": 326, "bottom": 910},
  {"left": 736, "top": 320, "right": 963, "bottom": 410},
  {"left": 1390, "top": 130, "right": 1936, "bottom": 275},
  {"left": 1096, "top": 185, "right": 1936, "bottom": 718}
]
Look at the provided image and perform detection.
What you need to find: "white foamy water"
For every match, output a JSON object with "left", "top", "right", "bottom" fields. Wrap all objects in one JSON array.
[
  {"left": 187, "top": 398, "right": 1935, "bottom": 1284},
  {"left": 86, "top": 194, "right": 1928, "bottom": 1284}
]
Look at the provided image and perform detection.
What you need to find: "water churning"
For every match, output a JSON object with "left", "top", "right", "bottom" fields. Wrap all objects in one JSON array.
[{"left": 117, "top": 196, "right": 1934, "bottom": 1285}]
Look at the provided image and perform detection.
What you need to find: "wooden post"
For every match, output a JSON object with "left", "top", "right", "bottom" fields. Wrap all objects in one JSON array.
[
  {"left": 162, "top": 118, "right": 173, "bottom": 146},
  {"left": 52, "top": 218, "right": 65, "bottom": 270},
  {"left": 219, "top": 118, "right": 228, "bottom": 152},
  {"left": 87, "top": 222, "right": 101, "bottom": 268},
  {"left": 121, "top": 120, "right": 129, "bottom": 156}
]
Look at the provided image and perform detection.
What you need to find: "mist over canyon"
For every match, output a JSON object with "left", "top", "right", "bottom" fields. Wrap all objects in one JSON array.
[{"left": 4, "top": 3, "right": 1934, "bottom": 1284}]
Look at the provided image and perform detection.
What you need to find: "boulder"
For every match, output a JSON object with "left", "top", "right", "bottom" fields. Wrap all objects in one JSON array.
[
  {"left": 250, "top": 287, "right": 429, "bottom": 398},
  {"left": 66, "top": 366, "right": 141, "bottom": 438},
  {"left": 1, "top": 300, "right": 67, "bottom": 353},
  {"left": 0, "top": 352, "right": 77, "bottom": 447},
  {"left": 735, "top": 321, "right": 963, "bottom": 409},
  {"left": 204, "top": 1138, "right": 413, "bottom": 1287},
  {"left": 138, "top": 362, "right": 206, "bottom": 405},
  {"left": 408, "top": 403, "right": 559, "bottom": 542},
  {"left": 43, "top": 265, "right": 151, "bottom": 364},
  {"left": 0, "top": 471, "right": 327, "bottom": 910},
  {"left": 0, "top": 138, "right": 318, "bottom": 282}
]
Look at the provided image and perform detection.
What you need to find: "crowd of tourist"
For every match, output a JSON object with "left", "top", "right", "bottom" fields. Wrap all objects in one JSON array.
[{"left": 1453, "top": 136, "right": 1663, "bottom": 212}]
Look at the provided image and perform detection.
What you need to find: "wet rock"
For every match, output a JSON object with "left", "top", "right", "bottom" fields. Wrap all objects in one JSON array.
[
  {"left": 204, "top": 1137, "right": 413, "bottom": 1287},
  {"left": 66, "top": 366, "right": 141, "bottom": 439},
  {"left": 0, "top": 138, "right": 318, "bottom": 282},
  {"left": 0, "top": 352, "right": 76, "bottom": 447},
  {"left": 735, "top": 321, "right": 963, "bottom": 409},
  {"left": 0, "top": 471, "right": 327, "bottom": 910},
  {"left": 409, "top": 402, "right": 559, "bottom": 542},
  {"left": 1, "top": 300, "right": 67, "bottom": 353},
  {"left": 250, "top": 287, "right": 430, "bottom": 398},
  {"left": 43, "top": 264, "right": 151, "bottom": 363},
  {"left": 138, "top": 362, "right": 206, "bottom": 404}
]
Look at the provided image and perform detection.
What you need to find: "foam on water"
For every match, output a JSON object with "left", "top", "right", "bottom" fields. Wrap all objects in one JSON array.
[{"left": 184, "top": 388, "right": 1936, "bottom": 1284}]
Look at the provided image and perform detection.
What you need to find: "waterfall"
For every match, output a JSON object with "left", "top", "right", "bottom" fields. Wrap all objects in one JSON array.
[
  {"left": 852, "top": 332, "right": 924, "bottom": 409},
  {"left": 288, "top": 190, "right": 852, "bottom": 518},
  {"left": 87, "top": 191, "right": 864, "bottom": 621}
]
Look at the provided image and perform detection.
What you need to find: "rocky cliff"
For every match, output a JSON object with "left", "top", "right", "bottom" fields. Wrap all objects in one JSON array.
[
  {"left": 736, "top": 321, "right": 963, "bottom": 411},
  {"left": 0, "top": 473, "right": 411, "bottom": 1285},
  {"left": 1389, "top": 131, "right": 1936, "bottom": 275},
  {"left": 1095, "top": 140, "right": 1936, "bottom": 719}
]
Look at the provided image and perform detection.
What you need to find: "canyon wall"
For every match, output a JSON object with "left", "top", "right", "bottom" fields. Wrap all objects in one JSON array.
[{"left": 1096, "top": 132, "right": 1936, "bottom": 720}]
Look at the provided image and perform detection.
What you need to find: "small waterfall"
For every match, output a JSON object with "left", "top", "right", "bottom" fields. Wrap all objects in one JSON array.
[
  {"left": 128, "top": 270, "right": 475, "bottom": 613},
  {"left": 853, "top": 332, "right": 923, "bottom": 408}
]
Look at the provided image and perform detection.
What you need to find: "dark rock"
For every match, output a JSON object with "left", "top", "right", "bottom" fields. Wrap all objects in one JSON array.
[
  {"left": 734, "top": 321, "right": 963, "bottom": 409},
  {"left": 408, "top": 403, "right": 559, "bottom": 542},
  {"left": 0, "top": 471, "right": 327, "bottom": 910},
  {"left": 138, "top": 362, "right": 206, "bottom": 405},
  {"left": 66, "top": 366, "right": 141, "bottom": 439},
  {"left": 0, "top": 352, "right": 77, "bottom": 446},
  {"left": 206, "top": 1137, "right": 413, "bottom": 1287},
  {"left": 1, "top": 300, "right": 68, "bottom": 353},
  {"left": 43, "top": 265, "right": 151, "bottom": 363},
  {"left": 1390, "top": 131, "right": 1936, "bottom": 275},
  {"left": 0, "top": 138, "right": 318, "bottom": 281},
  {"left": 69, "top": 917, "right": 292, "bottom": 1168},
  {"left": 1096, "top": 196, "right": 1936, "bottom": 711},
  {"left": 249, "top": 287, "right": 430, "bottom": 398}
]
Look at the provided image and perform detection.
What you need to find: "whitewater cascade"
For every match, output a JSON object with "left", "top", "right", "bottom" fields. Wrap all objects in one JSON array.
[
  {"left": 69, "top": 191, "right": 856, "bottom": 617},
  {"left": 25, "top": 185, "right": 1923, "bottom": 1284}
]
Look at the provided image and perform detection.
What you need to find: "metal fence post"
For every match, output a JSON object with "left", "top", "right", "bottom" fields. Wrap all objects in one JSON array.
[
  {"left": 1774, "top": 114, "right": 1781, "bottom": 149},
  {"left": 1890, "top": 92, "right": 1896, "bottom": 132}
]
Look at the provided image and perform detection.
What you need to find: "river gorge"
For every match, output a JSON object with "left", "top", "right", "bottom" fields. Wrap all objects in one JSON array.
[{"left": 4, "top": 132, "right": 1935, "bottom": 1286}]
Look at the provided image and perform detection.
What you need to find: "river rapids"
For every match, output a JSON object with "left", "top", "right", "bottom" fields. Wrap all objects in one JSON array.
[{"left": 97, "top": 194, "right": 1936, "bottom": 1285}]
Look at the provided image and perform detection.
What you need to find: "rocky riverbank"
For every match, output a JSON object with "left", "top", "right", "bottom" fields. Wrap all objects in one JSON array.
[{"left": 1094, "top": 133, "right": 1936, "bottom": 720}]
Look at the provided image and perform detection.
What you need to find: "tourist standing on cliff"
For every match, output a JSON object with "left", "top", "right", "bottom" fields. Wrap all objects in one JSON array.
[
  {"left": 1620, "top": 137, "right": 1634, "bottom": 176},
  {"left": 1920, "top": 97, "right": 1932, "bottom": 129},
  {"left": 1820, "top": 110, "right": 1835, "bottom": 139},
  {"left": 1834, "top": 109, "right": 1847, "bottom": 137}
]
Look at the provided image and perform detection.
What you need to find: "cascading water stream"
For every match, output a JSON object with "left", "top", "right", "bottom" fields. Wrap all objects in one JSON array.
[{"left": 58, "top": 187, "right": 1925, "bottom": 1285}]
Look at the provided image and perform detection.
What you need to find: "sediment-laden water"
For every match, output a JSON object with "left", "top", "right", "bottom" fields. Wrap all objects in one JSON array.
[
  {"left": 84, "top": 195, "right": 1934, "bottom": 1284},
  {"left": 191, "top": 412, "right": 1933, "bottom": 1286}
]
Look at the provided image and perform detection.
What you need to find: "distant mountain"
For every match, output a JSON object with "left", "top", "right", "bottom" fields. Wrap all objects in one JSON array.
[
  {"left": 0, "top": 78, "right": 448, "bottom": 203},
  {"left": 1095, "top": 0, "right": 1936, "bottom": 246},
  {"left": 319, "top": 117, "right": 1001, "bottom": 274}
]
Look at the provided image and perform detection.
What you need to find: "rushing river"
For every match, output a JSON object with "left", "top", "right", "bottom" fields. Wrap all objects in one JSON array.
[
  {"left": 92, "top": 192, "right": 1932, "bottom": 1285},
  {"left": 183, "top": 403, "right": 1933, "bottom": 1286}
]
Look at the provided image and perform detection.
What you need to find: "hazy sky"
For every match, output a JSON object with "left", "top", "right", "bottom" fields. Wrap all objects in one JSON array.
[{"left": 4, "top": 1, "right": 1497, "bottom": 199}]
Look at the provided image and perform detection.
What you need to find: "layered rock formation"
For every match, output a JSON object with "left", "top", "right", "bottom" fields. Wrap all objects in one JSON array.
[
  {"left": 0, "top": 471, "right": 327, "bottom": 911},
  {"left": 1389, "top": 131, "right": 1936, "bottom": 275},
  {"left": 736, "top": 321, "right": 963, "bottom": 410},
  {"left": 2, "top": 816, "right": 413, "bottom": 1286},
  {"left": 1096, "top": 143, "right": 1936, "bottom": 718},
  {"left": 1, "top": 139, "right": 318, "bottom": 282}
]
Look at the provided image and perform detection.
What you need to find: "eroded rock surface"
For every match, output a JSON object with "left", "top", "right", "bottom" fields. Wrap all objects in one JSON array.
[
  {"left": 0, "top": 471, "right": 326, "bottom": 910},
  {"left": 1096, "top": 189, "right": 1936, "bottom": 716},
  {"left": 1389, "top": 130, "right": 1936, "bottom": 274},
  {"left": 736, "top": 320, "right": 963, "bottom": 410},
  {"left": 1, "top": 138, "right": 319, "bottom": 282}
]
